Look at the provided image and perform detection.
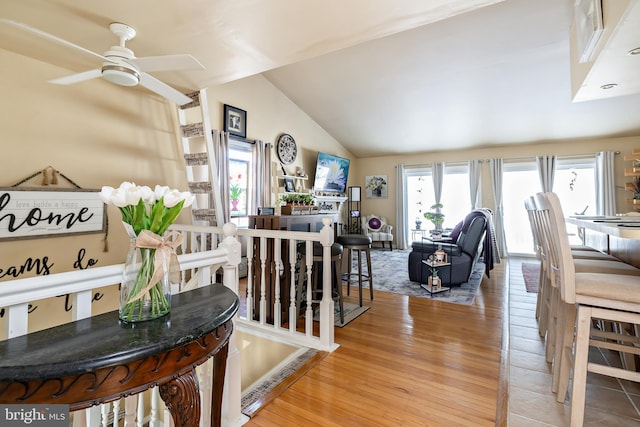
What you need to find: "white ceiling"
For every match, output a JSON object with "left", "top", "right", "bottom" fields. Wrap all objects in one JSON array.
[{"left": 1, "top": 0, "right": 639, "bottom": 158}]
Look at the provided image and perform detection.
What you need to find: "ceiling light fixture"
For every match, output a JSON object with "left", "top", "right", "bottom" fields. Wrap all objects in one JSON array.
[
  {"left": 101, "top": 65, "right": 140, "bottom": 86},
  {"left": 600, "top": 83, "right": 618, "bottom": 90},
  {"left": 628, "top": 47, "right": 640, "bottom": 56}
]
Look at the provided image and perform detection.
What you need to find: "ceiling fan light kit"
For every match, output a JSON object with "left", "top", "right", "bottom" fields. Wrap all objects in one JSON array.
[
  {"left": 5, "top": 19, "right": 202, "bottom": 105},
  {"left": 102, "top": 65, "right": 140, "bottom": 86}
]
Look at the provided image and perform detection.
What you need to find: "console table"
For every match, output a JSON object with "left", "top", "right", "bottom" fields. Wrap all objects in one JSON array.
[{"left": 0, "top": 285, "right": 239, "bottom": 427}]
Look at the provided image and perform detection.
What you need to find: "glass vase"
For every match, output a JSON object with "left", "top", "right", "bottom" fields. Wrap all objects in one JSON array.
[{"left": 119, "top": 238, "right": 172, "bottom": 322}]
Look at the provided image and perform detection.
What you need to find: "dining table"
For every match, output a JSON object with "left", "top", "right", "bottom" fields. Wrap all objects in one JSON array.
[{"left": 566, "top": 215, "right": 640, "bottom": 268}]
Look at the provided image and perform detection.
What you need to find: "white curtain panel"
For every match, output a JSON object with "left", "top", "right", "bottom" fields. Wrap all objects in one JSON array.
[
  {"left": 469, "top": 159, "right": 481, "bottom": 209},
  {"left": 252, "top": 140, "right": 273, "bottom": 212},
  {"left": 536, "top": 155, "right": 556, "bottom": 192},
  {"left": 433, "top": 162, "right": 444, "bottom": 204},
  {"left": 596, "top": 151, "right": 616, "bottom": 216},
  {"left": 396, "top": 164, "right": 409, "bottom": 250},
  {"left": 490, "top": 158, "right": 507, "bottom": 258},
  {"left": 213, "top": 130, "right": 231, "bottom": 223}
]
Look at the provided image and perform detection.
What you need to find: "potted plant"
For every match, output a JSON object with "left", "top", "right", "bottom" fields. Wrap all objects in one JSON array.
[
  {"left": 279, "top": 193, "right": 316, "bottom": 214},
  {"left": 229, "top": 174, "right": 243, "bottom": 212},
  {"left": 415, "top": 218, "right": 423, "bottom": 230},
  {"left": 428, "top": 267, "right": 441, "bottom": 290},
  {"left": 424, "top": 203, "right": 445, "bottom": 234}
]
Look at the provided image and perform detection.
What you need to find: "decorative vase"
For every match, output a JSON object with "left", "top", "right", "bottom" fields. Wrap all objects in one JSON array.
[
  {"left": 120, "top": 236, "right": 173, "bottom": 322},
  {"left": 231, "top": 199, "right": 239, "bottom": 211}
]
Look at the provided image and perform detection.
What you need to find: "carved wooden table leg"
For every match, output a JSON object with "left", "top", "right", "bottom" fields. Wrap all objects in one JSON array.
[
  {"left": 159, "top": 368, "right": 201, "bottom": 427},
  {"left": 210, "top": 341, "right": 230, "bottom": 427}
]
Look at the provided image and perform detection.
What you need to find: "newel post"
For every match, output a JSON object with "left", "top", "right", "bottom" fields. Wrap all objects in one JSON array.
[
  {"left": 219, "top": 222, "right": 246, "bottom": 426},
  {"left": 318, "top": 217, "right": 335, "bottom": 350}
]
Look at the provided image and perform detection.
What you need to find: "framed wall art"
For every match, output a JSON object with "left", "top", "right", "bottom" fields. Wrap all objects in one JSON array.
[
  {"left": 223, "top": 104, "right": 247, "bottom": 138},
  {"left": 0, "top": 187, "right": 106, "bottom": 241},
  {"left": 365, "top": 175, "right": 388, "bottom": 199},
  {"left": 284, "top": 178, "right": 296, "bottom": 193}
]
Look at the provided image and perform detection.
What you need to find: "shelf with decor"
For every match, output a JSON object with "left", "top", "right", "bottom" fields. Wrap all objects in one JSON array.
[
  {"left": 625, "top": 149, "right": 640, "bottom": 208},
  {"left": 313, "top": 194, "right": 348, "bottom": 214}
]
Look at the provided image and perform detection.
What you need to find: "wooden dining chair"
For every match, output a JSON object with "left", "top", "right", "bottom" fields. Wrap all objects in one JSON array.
[
  {"left": 525, "top": 195, "right": 640, "bottom": 361},
  {"left": 538, "top": 191, "right": 640, "bottom": 426}
]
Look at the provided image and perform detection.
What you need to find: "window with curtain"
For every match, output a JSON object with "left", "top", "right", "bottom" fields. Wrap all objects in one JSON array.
[
  {"left": 404, "top": 163, "right": 470, "bottom": 235},
  {"left": 229, "top": 140, "right": 253, "bottom": 228},
  {"left": 502, "top": 155, "right": 596, "bottom": 255}
]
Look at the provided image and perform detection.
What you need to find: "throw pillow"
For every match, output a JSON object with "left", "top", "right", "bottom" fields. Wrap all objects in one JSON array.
[
  {"left": 367, "top": 216, "right": 383, "bottom": 231},
  {"left": 449, "top": 220, "right": 463, "bottom": 241}
]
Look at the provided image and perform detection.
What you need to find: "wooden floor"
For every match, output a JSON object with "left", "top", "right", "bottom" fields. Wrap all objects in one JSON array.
[{"left": 245, "top": 256, "right": 508, "bottom": 426}]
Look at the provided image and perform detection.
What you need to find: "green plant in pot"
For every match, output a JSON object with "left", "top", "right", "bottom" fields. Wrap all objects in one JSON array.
[
  {"left": 424, "top": 203, "right": 445, "bottom": 233},
  {"left": 279, "top": 193, "right": 314, "bottom": 205}
]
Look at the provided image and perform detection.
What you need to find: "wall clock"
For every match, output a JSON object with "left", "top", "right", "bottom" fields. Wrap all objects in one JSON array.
[{"left": 277, "top": 133, "right": 297, "bottom": 165}]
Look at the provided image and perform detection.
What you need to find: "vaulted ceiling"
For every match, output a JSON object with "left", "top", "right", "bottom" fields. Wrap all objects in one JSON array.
[{"left": 2, "top": 0, "right": 639, "bottom": 157}]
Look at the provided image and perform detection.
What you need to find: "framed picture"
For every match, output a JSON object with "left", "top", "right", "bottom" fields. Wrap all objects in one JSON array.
[
  {"left": 365, "top": 175, "right": 388, "bottom": 199},
  {"left": 284, "top": 178, "right": 295, "bottom": 193},
  {"left": 223, "top": 104, "right": 247, "bottom": 138},
  {"left": 574, "top": 0, "right": 603, "bottom": 63},
  {"left": 258, "top": 207, "right": 275, "bottom": 215}
]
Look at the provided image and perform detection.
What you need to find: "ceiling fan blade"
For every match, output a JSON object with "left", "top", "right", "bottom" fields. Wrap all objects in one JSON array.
[
  {"left": 0, "top": 19, "right": 109, "bottom": 63},
  {"left": 132, "top": 54, "right": 205, "bottom": 72},
  {"left": 139, "top": 72, "right": 192, "bottom": 105},
  {"left": 49, "top": 69, "right": 102, "bottom": 85}
]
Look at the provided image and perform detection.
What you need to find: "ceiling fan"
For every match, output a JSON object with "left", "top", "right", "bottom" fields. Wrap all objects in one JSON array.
[{"left": 2, "top": 19, "right": 204, "bottom": 105}]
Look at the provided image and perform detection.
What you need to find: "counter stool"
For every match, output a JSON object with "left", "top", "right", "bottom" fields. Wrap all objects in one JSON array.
[
  {"left": 297, "top": 242, "right": 344, "bottom": 324},
  {"left": 337, "top": 234, "right": 373, "bottom": 306}
]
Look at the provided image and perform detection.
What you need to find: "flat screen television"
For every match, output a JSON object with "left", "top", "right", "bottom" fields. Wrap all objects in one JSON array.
[{"left": 312, "top": 152, "right": 350, "bottom": 194}]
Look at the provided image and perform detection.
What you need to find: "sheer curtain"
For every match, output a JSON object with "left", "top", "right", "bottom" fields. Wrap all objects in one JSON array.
[
  {"left": 596, "top": 151, "right": 616, "bottom": 216},
  {"left": 490, "top": 158, "right": 507, "bottom": 258},
  {"left": 433, "top": 162, "right": 444, "bottom": 205},
  {"left": 213, "top": 130, "right": 230, "bottom": 223},
  {"left": 396, "top": 164, "right": 408, "bottom": 249},
  {"left": 252, "top": 139, "right": 272, "bottom": 212},
  {"left": 469, "top": 159, "right": 481, "bottom": 209},
  {"left": 536, "top": 155, "right": 556, "bottom": 192}
]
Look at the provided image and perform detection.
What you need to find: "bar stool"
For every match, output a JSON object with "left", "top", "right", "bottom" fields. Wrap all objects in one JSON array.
[
  {"left": 337, "top": 234, "right": 373, "bottom": 306},
  {"left": 297, "top": 242, "right": 344, "bottom": 323}
]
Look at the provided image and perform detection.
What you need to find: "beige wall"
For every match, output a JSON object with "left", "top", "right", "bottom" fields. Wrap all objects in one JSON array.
[
  {"left": 2, "top": 45, "right": 639, "bottom": 333},
  {"left": 356, "top": 136, "right": 640, "bottom": 229},
  {"left": 0, "top": 50, "right": 353, "bottom": 334}
]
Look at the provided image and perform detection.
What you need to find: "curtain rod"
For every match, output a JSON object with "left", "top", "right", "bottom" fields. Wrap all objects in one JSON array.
[{"left": 401, "top": 151, "right": 621, "bottom": 168}]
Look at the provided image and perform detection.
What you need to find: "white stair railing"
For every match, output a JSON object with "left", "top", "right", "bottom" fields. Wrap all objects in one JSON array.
[
  {"left": 0, "top": 224, "right": 241, "bottom": 427},
  {"left": 1, "top": 219, "right": 340, "bottom": 426}
]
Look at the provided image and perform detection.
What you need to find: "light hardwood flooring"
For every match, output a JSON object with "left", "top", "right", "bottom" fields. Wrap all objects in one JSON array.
[
  {"left": 245, "top": 253, "right": 507, "bottom": 426},
  {"left": 241, "top": 256, "right": 640, "bottom": 426}
]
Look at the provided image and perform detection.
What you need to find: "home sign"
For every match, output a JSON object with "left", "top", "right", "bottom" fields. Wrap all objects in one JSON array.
[{"left": 0, "top": 188, "right": 106, "bottom": 241}]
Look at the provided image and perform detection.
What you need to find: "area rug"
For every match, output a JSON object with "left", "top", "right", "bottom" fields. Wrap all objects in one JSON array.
[
  {"left": 241, "top": 347, "right": 323, "bottom": 417},
  {"left": 521, "top": 261, "right": 540, "bottom": 293},
  {"left": 313, "top": 301, "right": 370, "bottom": 327},
  {"left": 352, "top": 249, "right": 485, "bottom": 305}
]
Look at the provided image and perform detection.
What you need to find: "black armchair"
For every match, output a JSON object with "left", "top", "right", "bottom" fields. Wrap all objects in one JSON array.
[{"left": 408, "top": 211, "right": 487, "bottom": 285}]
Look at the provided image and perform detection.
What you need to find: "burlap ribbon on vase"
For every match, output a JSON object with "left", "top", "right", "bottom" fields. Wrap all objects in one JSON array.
[{"left": 128, "top": 229, "right": 184, "bottom": 303}]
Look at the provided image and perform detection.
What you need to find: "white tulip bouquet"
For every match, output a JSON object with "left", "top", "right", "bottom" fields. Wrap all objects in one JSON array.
[{"left": 100, "top": 182, "right": 195, "bottom": 322}]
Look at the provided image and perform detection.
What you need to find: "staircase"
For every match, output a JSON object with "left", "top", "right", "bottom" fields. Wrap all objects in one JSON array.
[{"left": 177, "top": 89, "right": 224, "bottom": 226}]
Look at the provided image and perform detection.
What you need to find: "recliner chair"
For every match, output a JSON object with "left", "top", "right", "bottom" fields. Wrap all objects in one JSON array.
[{"left": 407, "top": 211, "right": 487, "bottom": 285}]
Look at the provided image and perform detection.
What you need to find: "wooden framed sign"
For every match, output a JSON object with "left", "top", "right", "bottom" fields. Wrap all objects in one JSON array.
[{"left": 0, "top": 188, "right": 106, "bottom": 241}]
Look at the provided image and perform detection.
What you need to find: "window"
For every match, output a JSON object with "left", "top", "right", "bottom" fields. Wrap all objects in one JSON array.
[
  {"left": 554, "top": 156, "right": 596, "bottom": 245},
  {"left": 229, "top": 141, "right": 253, "bottom": 228},
  {"left": 502, "top": 155, "right": 596, "bottom": 255},
  {"left": 502, "top": 161, "right": 539, "bottom": 255},
  {"left": 404, "top": 163, "right": 471, "bottom": 235}
]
